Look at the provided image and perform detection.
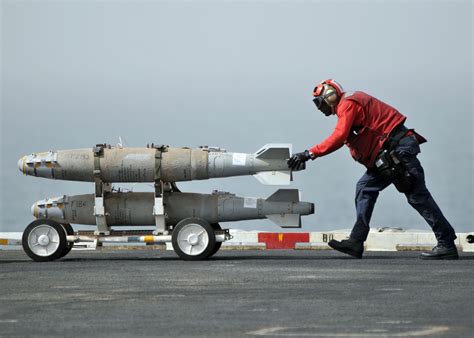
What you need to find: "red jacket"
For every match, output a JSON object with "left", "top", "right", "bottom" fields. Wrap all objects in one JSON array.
[{"left": 309, "top": 91, "right": 407, "bottom": 168}]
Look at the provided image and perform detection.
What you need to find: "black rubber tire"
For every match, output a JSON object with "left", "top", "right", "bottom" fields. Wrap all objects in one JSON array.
[
  {"left": 22, "top": 220, "right": 68, "bottom": 262},
  {"left": 59, "top": 223, "right": 74, "bottom": 258},
  {"left": 208, "top": 223, "right": 222, "bottom": 258},
  {"left": 172, "top": 218, "right": 216, "bottom": 261}
]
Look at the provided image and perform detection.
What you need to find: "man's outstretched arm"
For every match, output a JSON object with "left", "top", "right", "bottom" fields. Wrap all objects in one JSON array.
[
  {"left": 309, "top": 101, "right": 361, "bottom": 158},
  {"left": 287, "top": 101, "right": 360, "bottom": 170}
]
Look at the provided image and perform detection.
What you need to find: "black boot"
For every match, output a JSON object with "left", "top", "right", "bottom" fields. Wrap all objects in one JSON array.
[
  {"left": 420, "top": 245, "right": 459, "bottom": 260},
  {"left": 328, "top": 238, "right": 364, "bottom": 258}
]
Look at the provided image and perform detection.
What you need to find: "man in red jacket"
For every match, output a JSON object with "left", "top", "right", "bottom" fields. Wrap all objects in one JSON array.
[{"left": 288, "top": 79, "right": 458, "bottom": 259}]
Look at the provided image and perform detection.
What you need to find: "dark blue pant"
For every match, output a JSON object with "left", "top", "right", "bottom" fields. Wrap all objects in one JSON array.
[{"left": 350, "top": 135, "right": 457, "bottom": 246}]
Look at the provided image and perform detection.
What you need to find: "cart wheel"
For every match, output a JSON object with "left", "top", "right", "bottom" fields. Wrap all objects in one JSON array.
[
  {"left": 172, "top": 218, "right": 216, "bottom": 261},
  {"left": 22, "top": 220, "right": 67, "bottom": 262},
  {"left": 59, "top": 223, "right": 74, "bottom": 258},
  {"left": 209, "top": 223, "right": 222, "bottom": 258}
]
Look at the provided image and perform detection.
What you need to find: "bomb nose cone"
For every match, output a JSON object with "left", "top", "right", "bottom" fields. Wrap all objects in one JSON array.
[{"left": 18, "top": 157, "right": 25, "bottom": 174}]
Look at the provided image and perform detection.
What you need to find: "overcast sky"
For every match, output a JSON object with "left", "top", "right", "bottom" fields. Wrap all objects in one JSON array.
[{"left": 1, "top": 0, "right": 472, "bottom": 233}]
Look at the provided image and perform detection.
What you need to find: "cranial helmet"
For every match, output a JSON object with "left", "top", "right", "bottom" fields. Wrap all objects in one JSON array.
[
  {"left": 312, "top": 79, "right": 344, "bottom": 116},
  {"left": 312, "top": 79, "right": 344, "bottom": 107}
]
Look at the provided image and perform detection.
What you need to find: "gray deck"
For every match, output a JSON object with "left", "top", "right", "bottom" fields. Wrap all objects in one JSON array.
[{"left": 1, "top": 250, "right": 472, "bottom": 337}]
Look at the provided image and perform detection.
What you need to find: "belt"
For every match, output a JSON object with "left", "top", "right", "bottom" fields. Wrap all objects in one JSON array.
[
  {"left": 390, "top": 124, "right": 409, "bottom": 139},
  {"left": 383, "top": 124, "right": 412, "bottom": 150}
]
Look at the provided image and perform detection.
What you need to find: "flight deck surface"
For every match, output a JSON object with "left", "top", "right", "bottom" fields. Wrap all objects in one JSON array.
[{"left": 1, "top": 250, "right": 472, "bottom": 337}]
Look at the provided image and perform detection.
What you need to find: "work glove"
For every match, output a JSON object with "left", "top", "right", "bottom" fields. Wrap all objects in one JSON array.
[{"left": 287, "top": 150, "right": 312, "bottom": 171}]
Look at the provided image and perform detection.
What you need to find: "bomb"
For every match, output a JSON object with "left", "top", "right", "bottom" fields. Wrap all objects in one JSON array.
[
  {"left": 31, "top": 189, "right": 314, "bottom": 228},
  {"left": 18, "top": 144, "right": 294, "bottom": 185}
]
